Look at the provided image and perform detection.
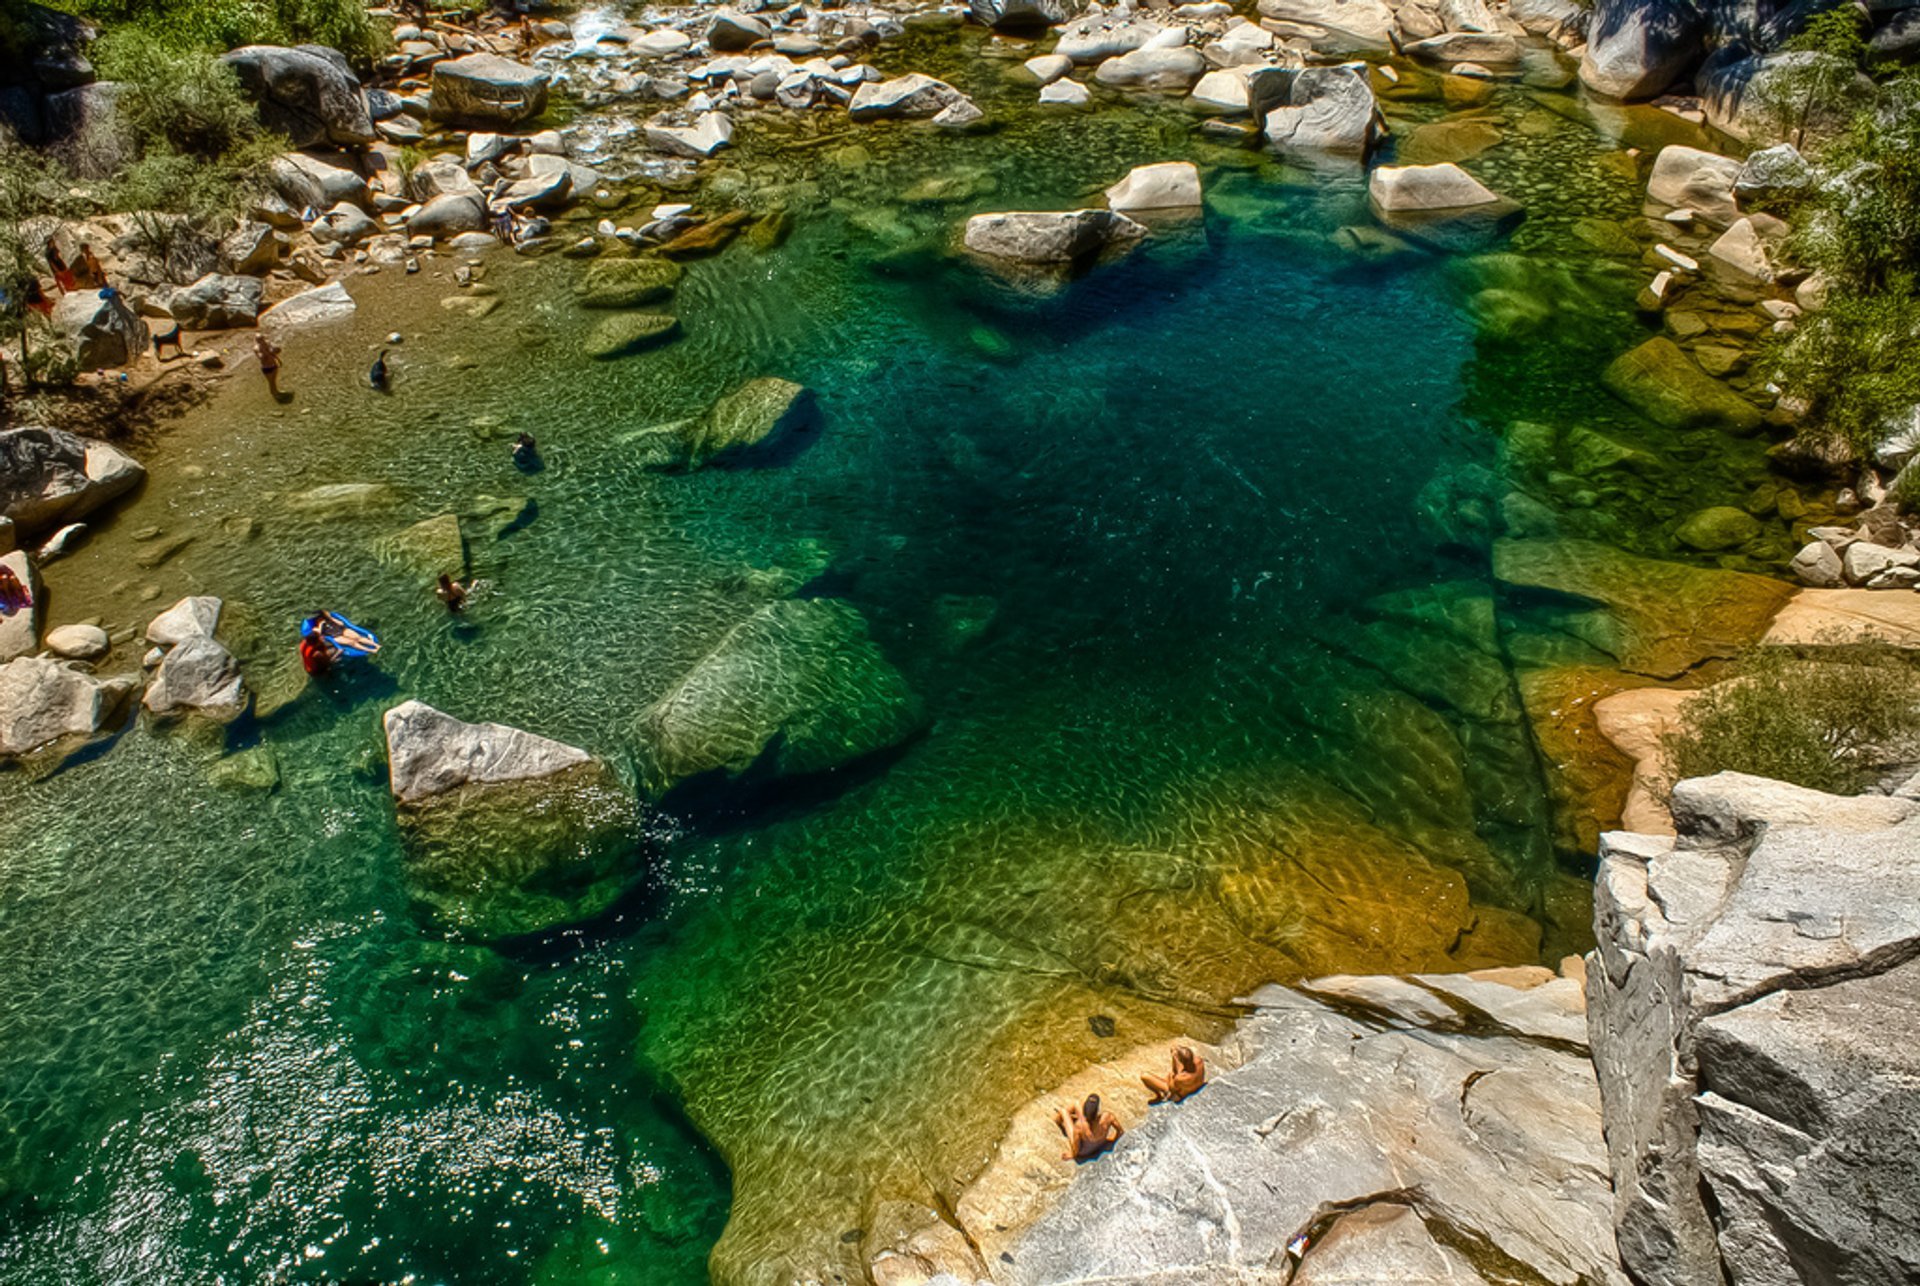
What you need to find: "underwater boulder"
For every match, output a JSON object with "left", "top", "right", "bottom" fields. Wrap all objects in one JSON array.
[
  {"left": 1603, "top": 337, "right": 1762, "bottom": 435},
  {"left": 641, "top": 598, "right": 924, "bottom": 790},
  {"left": 383, "top": 700, "right": 641, "bottom": 938},
  {"left": 583, "top": 312, "right": 680, "bottom": 359},
  {"left": 631, "top": 377, "right": 817, "bottom": 470},
  {"left": 574, "top": 256, "right": 683, "bottom": 309}
]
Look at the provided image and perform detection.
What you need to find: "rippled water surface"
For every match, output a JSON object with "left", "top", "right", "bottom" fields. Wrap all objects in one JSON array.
[{"left": 0, "top": 33, "right": 1781, "bottom": 1286}]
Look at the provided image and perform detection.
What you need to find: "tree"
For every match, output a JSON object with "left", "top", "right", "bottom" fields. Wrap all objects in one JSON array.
[
  {"left": 0, "top": 143, "right": 70, "bottom": 396},
  {"left": 1750, "top": 9, "right": 1869, "bottom": 150}
]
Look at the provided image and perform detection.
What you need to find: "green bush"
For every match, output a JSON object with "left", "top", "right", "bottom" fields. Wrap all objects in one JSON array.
[
  {"left": 1661, "top": 644, "right": 1920, "bottom": 795},
  {"left": 95, "top": 32, "right": 261, "bottom": 158},
  {"left": 1763, "top": 287, "right": 1920, "bottom": 457},
  {"left": 52, "top": 0, "right": 385, "bottom": 66}
]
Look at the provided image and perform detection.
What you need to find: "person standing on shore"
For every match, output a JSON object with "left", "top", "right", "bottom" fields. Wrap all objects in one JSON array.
[
  {"left": 75, "top": 243, "right": 106, "bottom": 290},
  {"left": 254, "top": 332, "right": 283, "bottom": 398},
  {"left": 44, "top": 242, "right": 75, "bottom": 294}
]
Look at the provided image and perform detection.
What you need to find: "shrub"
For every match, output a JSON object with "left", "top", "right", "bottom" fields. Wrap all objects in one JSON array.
[
  {"left": 1661, "top": 643, "right": 1920, "bottom": 795},
  {"left": 94, "top": 31, "right": 261, "bottom": 158},
  {"left": 1749, "top": 10, "right": 1869, "bottom": 151},
  {"left": 56, "top": 0, "right": 386, "bottom": 66},
  {"left": 1762, "top": 287, "right": 1920, "bottom": 457}
]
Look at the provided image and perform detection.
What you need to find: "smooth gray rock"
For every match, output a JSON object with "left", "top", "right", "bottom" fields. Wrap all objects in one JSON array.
[
  {"left": 1006, "top": 977, "right": 1625, "bottom": 1285},
  {"left": 1579, "top": 0, "right": 1705, "bottom": 99},
  {"left": 645, "top": 111, "right": 734, "bottom": 158},
  {"left": 1256, "top": 0, "right": 1394, "bottom": 42},
  {"left": 221, "top": 44, "right": 375, "bottom": 148},
  {"left": 1054, "top": 11, "right": 1165, "bottom": 62},
  {"left": 168, "top": 273, "right": 264, "bottom": 329},
  {"left": 0, "top": 550, "right": 40, "bottom": 663},
  {"left": 706, "top": 9, "right": 770, "bottom": 51},
  {"left": 144, "top": 635, "right": 246, "bottom": 722},
  {"left": 269, "top": 151, "right": 369, "bottom": 212},
  {"left": 1588, "top": 773, "right": 1920, "bottom": 1286},
  {"left": 45, "top": 82, "right": 129, "bottom": 179},
  {"left": 642, "top": 598, "right": 923, "bottom": 788},
  {"left": 1262, "top": 65, "right": 1382, "bottom": 161},
  {"left": 1647, "top": 145, "right": 1743, "bottom": 228},
  {"left": 258, "top": 282, "right": 355, "bottom": 330},
  {"left": 220, "top": 221, "right": 281, "bottom": 275},
  {"left": 962, "top": 208, "right": 1147, "bottom": 263},
  {"left": 972, "top": 0, "right": 1076, "bottom": 30},
  {"left": 1734, "top": 142, "right": 1814, "bottom": 203},
  {"left": 1105, "top": 161, "right": 1202, "bottom": 212},
  {"left": 848, "top": 73, "right": 965, "bottom": 120},
  {"left": 52, "top": 289, "right": 148, "bottom": 367},
  {"left": 309, "top": 201, "right": 377, "bottom": 246},
  {"left": 407, "top": 192, "right": 488, "bottom": 239},
  {"left": 0, "top": 655, "right": 138, "bottom": 757},
  {"left": 1091, "top": 45, "right": 1205, "bottom": 90},
  {"left": 146, "top": 595, "right": 221, "bottom": 646},
  {"left": 44, "top": 622, "right": 108, "bottom": 660},
  {"left": 0, "top": 425, "right": 144, "bottom": 536},
  {"left": 1788, "top": 539, "right": 1844, "bottom": 587},
  {"left": 384, "top": 699, "right": 592, "bottom": 804},
  {"left": 429, "top": 54, "right": 550, "bottom": 125}
]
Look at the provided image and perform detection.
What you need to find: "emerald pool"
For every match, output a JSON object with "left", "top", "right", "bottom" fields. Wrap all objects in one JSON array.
[{"left": 0, "top": 38, "right": 1788, "bottom": 1286}]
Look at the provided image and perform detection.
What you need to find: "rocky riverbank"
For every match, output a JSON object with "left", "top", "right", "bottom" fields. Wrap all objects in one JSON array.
[
  {"left": 6, "top": 0, "right": 1920, "bottom": 1281},
  {"left": 869, "top": 767, "right": 1920, "bottom": 1286}
]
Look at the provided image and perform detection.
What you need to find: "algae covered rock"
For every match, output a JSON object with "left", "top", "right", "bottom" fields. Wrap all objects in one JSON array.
[
  {"left": 642, "top": 598, "right": 923, "bottom": 789},
  {"left": 1493, "top": 537, "right": 1791, "bottom": 677},
  {"left": 634, "top": 377, "right": 818, "bottom": 470},
  {"left": 583, "top": 312, "right": 679, "bottom": 359},
  {"left": 1603, "top": 337, "right": 1762, "bottom": 434},
  {"left": 375, "top": 512, "right": 467, "bottom": 577},
  {"left": 574, "top": 257, "right": 682, "bottom": 309},
  {"left": 383, "top": 700, "right": 641, "bottom": 938},
  {"left": 1675, "top": 505, "right": 1761, "bottom": 551}
]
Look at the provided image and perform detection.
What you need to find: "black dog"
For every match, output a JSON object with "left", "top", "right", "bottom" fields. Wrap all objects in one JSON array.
[{"left": 151, "top": 322, "right": 185, "bottom": 361}]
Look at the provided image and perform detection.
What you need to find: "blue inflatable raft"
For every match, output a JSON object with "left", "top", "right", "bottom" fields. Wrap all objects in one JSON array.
[{"left": 302, "top": 611, "right": 381, "bottom": 658}]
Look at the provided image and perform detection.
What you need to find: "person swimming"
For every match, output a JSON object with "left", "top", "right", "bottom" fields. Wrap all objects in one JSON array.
[
  {"left": 511, "top": 432, "right": 540, "bottom": 470},
  {"left": 434, "top": 572, "right": 470, "bottom": 613},
  {"left": 1142, "top": 1043, "right": 1206, "bottom": 1104},
  {"left": 1053, "top": 1093, "right": 1123, "bottom": 1162}
]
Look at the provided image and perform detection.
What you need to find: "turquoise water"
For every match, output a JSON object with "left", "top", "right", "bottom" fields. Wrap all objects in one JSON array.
[{"left": 0, "top": 36, "right": 1796, "bottom": 1286}]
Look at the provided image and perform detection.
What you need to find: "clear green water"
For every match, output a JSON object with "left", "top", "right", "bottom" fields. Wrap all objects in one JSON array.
[{"left": 0, "top": 34, "right": 1792, "bottom": 1286}]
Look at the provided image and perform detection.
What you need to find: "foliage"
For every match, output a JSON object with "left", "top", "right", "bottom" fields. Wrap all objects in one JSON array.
[
  {"left": 48, "top": 0, "right": 386, "bottom": 66},
  {"left": 1749, "top": 10, "right": 1868, "bottom": 151},
  {"left": 1764, "top": 70, "right": 1920, "bottom": 457},
  {"left": 95, "top": 30, "right": 262, "bottom": 158},
  {"left": 393, "top": 145, "right": 427, "bottom": 199},
  {"left": 0, "top": 143, "right": 75, "bottom": 392},
  {"left": 1890, "top": 460, "right": 1920, "bottom": 513},
  {"left": 1763, "top": 287, "right": 1920, "bottom": 456},
  {"left": 1662, "top": 643, "right": 1920, "bottom": 796}
]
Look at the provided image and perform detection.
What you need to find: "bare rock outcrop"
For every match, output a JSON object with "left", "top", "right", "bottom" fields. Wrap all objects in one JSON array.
[{"left": 1588, "top": 772, "right": 1920, "bottom": 1286}]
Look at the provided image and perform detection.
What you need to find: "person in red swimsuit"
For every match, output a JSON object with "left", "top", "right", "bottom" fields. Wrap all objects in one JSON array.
[{"left": 299, "top": 628, "right": 339, "bottom": 676}]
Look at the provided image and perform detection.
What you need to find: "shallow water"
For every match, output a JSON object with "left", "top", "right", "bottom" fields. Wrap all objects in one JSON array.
[{"left": 0, "top": 33, "right": 1794, "bottom": 1286}]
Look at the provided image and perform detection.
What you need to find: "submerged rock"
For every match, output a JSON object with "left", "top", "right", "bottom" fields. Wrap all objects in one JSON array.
[
  {"left": 574, "top": 258, "right": 678, "bottom": 310},
  {"left": 0, "top": 655, "right": 139, "bottom": 758},
  {"left": 642, "top": 597, "right": 923, "bottom": 789},
  {"left": 1603, "top": 337, "right": 1762, "bottom": 434},
  {"left": 583, "top": 312, "right": 680, "bottom": 359},
  {"left": 383, "top": 700, "right": 640, "bottom": 938},
  {"left": 0, "top": 425, "right": 144, "bottom": 537},
  {"left": 1492, "top": 537, "right": 1791, "bottom": 678},
  {"left": 375, "top": 512, "right": 466, "bottom": 577},
  {"left": 682, "top": 377, "right": 814, "bottom": 467}
]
